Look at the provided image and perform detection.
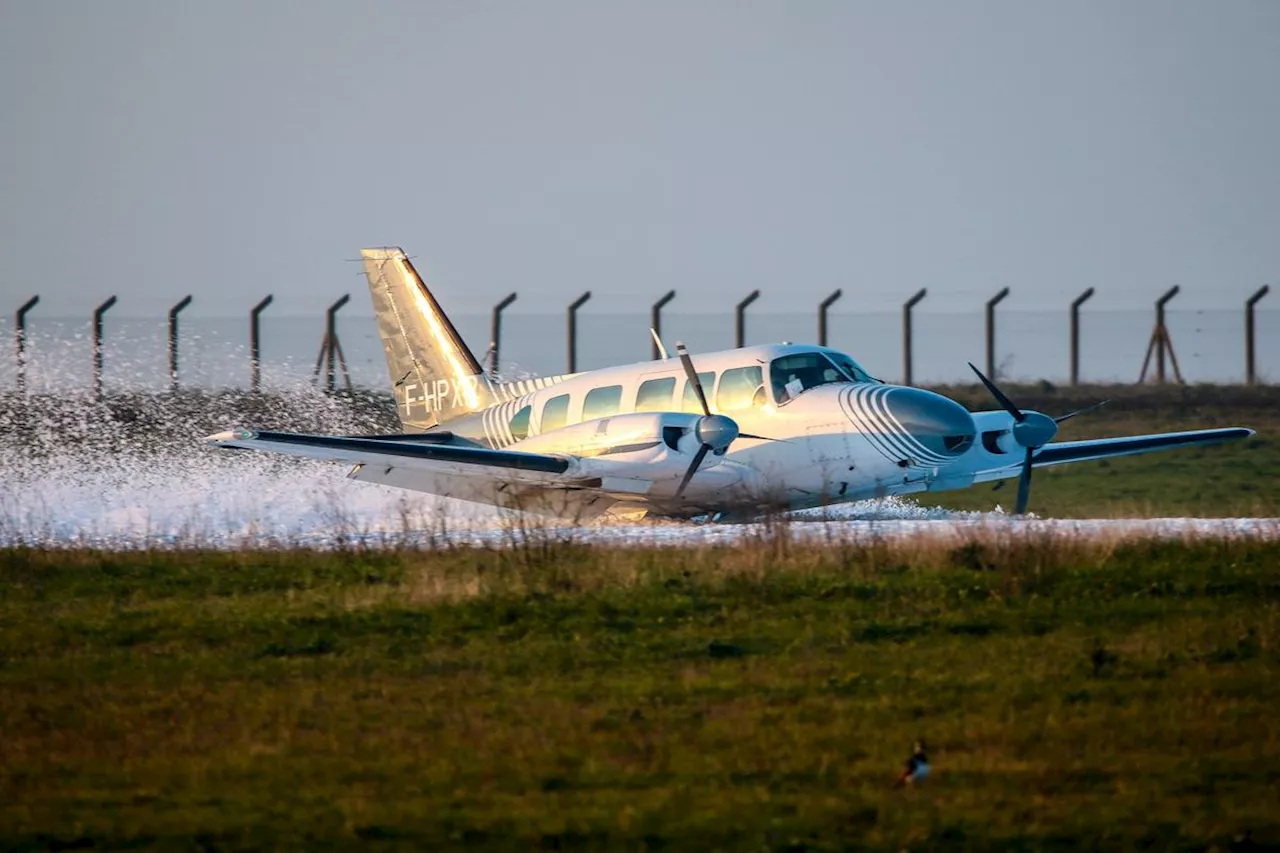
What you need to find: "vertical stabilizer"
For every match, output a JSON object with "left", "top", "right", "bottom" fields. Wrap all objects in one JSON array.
[{"left": 361, "top": 247, "right": 495, "bottom": 429}]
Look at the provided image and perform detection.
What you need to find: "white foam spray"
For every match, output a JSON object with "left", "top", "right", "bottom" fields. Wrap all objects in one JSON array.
[{"left": 2, "top": 383, "right": 1274, "bottom": 550}]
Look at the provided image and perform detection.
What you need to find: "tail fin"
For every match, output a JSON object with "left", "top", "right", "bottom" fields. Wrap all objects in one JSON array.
[{"left": 361, "top": 247, "right": 495, "bottom": 429}]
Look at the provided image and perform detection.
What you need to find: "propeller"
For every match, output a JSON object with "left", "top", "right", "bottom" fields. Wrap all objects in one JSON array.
[
  {"left": 672, "top": 342, "right": 775, "bottom": 499},
  {"left": 968, "top": 363, "right": 1106, "bottom": 515},
  {"left": 1053, "top": 399, "right": 1110, "bottom": 424}
]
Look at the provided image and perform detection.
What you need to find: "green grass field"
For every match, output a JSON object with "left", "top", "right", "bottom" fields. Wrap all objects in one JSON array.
[
  {"left": 1, "top": 384, "right": 1278, "bottom": 850},
  {"left": 2, "top": 535, "right": 1278, "bottom": 851}
]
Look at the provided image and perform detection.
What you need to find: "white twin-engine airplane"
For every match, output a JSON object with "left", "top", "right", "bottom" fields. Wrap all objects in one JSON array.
[{"left": 208, "top": 247, "right": 1253, "bottom": 522}]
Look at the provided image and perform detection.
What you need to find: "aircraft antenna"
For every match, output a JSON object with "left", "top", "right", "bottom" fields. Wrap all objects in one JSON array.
[{"left": 649, "top": 328, "right": 668, "bottom": 360}]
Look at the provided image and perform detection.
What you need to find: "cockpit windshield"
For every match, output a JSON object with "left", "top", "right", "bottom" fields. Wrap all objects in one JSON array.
[
  {"left": 827, "top": 352, "right": 876, "bottom": 384},
  {"left": 770, "top": 350, "right": 876, "bottom": 404}
]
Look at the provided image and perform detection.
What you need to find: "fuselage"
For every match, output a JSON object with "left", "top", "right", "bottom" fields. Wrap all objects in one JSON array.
[{"left": 419, "top": 343, "right": 1007, "bottom": 516}]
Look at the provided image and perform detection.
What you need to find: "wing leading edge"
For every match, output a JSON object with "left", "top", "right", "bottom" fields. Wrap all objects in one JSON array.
[
  {"left": 955, "top": 426, "right": 1253, "bottom": 488},
  {"left": 1031, "top": 427, "right": 1253, "bottom": 467},
  {"left": 207, "top": 429, "right": 570, "bottom": 475}
]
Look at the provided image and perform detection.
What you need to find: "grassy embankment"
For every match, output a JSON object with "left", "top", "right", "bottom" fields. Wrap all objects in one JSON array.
[
  {"left": 2, "top": 533, "right": 1278, "bottom": 850},
  {"left": 922, "top": 383, "right": 1280, "bottom": 517}
]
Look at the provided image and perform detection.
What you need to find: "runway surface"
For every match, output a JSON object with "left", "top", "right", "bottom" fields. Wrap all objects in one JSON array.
[
  {"left": 2, "top": 387, "right": 1273, "bottom": 550},
  {"left": 6, "top": 443, "right": 1275, "bottom": 550}
]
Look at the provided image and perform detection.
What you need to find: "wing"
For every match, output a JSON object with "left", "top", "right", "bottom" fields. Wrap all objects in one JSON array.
[
  {"left": 207, "top": 428, "right": 594, "bottom": 510},
  {"left": 1030, "top": 427, "right": 1253, "bottom": 468},
  {"left": 204, "top": 426, "right": 745, "bottom": 520},
  {"left": 208, "top": 428, "right": 571, "bottom": 481},
  {"left": 967, "top": 427, "right": 1253, "bottom": 484}
]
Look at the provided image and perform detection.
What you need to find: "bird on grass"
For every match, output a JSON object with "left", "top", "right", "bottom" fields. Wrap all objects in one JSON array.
[
  {"left": 893, "top": 741, "right": 929, "bottom": 788},
  {"left": 1090, "top": 641, "right": 1119, "bottom": 677}
]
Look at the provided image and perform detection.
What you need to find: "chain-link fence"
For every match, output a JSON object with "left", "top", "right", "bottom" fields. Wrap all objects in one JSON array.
[{"left": 2, "top": 306, "right": 1276, "bottom": 393}]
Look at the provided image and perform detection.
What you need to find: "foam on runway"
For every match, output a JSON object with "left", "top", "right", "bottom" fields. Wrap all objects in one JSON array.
[{"left": 2, "top": 387, "right": 1274, "bottom": 550}]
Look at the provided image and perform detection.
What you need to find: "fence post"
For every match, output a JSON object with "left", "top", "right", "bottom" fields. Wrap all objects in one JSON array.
[
  {"left": 985, "top": 287, "right": 1011, "bottom": 379},
  {"left": 93, "top": 296, "right": 118, "bottom": 399},
  {"left": 250, "top": 295, "right": 273, "bottom": 391},
  {"left": 818, "top": 290, "right": 842, "bottom": 346},
  {"left": 1246, "top": 285, "right": 1270, "bottom": 385},
  {"left": 1156, "top": 285, "right": 1180, "bottom": 384},
  {"left": 325, "top": 295, "right": 350, "bottom": 391},
  {"left": 15, "top": 295, "right": 38, "bottom": 393},
  {"left": 735, "top": 290, "right": 761, "bottom": 348},
  {"left": 567, "top": 291, "right": 592, "bottom": 373},
  {"left": 1070, "top": 287, "right": 1095, "bottom": 386},
  {"left": 489, "top": 292, "right": 517, "bottom": 377},
  {"left": 651, "top": 290, "right": 676, "bottom": 360},
  {"left": 168, "top": 295, "right": 193, "bottom": 391},
  {"left": 902, "top": 288, "right": 927, "bottom": 385}
]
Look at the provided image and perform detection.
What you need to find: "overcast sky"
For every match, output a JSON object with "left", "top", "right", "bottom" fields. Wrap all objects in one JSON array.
[{"left": 2, "top": 0, "right": 1278, "bottom": 321}]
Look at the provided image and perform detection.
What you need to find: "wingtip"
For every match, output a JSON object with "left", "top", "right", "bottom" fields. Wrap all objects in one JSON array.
[
  {"left": 1196, "top": 427, "right": 1254, "bottom": 442},
  {"left": 205, "top": 427, "right": 256, "bottom": 444}
]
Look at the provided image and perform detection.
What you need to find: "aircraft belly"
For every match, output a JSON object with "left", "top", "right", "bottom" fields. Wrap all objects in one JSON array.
[{"left": 349, "top": 464, "right": 623, "bottom": 521}]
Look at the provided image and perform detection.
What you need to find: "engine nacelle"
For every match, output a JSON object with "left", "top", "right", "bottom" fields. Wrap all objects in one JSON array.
[{"left": 510, "top": 412, "right": 726, "bottom": 484}]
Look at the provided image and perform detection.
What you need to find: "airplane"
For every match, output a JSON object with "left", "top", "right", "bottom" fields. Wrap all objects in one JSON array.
[{"left": 207, "top": 247, "right": 1254, "bottom": 522}]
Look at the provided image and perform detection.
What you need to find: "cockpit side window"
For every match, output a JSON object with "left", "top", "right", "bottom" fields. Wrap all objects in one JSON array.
[{"left": 770, "top": 353, "right": 848, "bottom": 404}]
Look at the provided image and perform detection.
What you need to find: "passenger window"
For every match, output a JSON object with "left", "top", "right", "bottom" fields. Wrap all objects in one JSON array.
[
  {"left": 509, "top": 405, "right": 532, "bottom": 441},
  {"left": 681, "top": 372, "right": 716, "bottom": 413},
  {"left": 716, "top": 366, "right": 765, "bottom": 411},
  {"left": 635, "top": 377, "right": 676, "bottom": 412},
  {"left": 541, "top": 394, "right": 570, "bottom": 433},
  {"left": 582, "top": 385, "right": 623, "bottom": 420}
]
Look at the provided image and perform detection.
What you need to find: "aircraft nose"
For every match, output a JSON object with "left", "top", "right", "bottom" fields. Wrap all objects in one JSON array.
[
  {"left": 847, "top": 386, "right": 976, "bottom": 462},
  {"left": 884, "top": 387, "right": 976, "bottom": 458}
]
